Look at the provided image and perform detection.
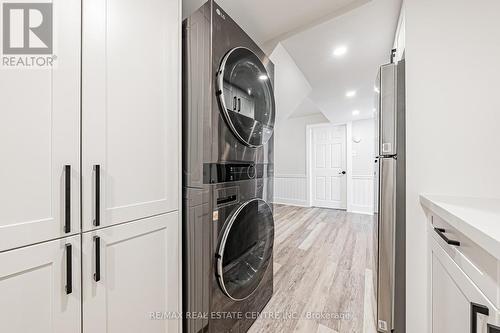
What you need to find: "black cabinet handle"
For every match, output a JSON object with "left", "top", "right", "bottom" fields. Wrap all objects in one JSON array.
[
  {"left": 489, "top": 324, "right": 500, "bottom": 333},
  {"left": 238, "top": 98, "right": 241, "bottom": 112},
  {"left": 233, "top": 96, "right": 237, "bottom": 110},
  {"left": 471, "top": 302, "right": 489, "bottom": 333},
  {"left": 434, "top": 227, "right": 460, "bottom": 246},
  {"left": 65, "top": 244, "right": 72, "bottom": 294},
  {"left": 64, "top": 165, "right": 71, "bottom": 233},
  {"left": 94, "top": 165, "right": 100, "bottom": 226},
  {"left": 94, "top": 236, "right": 101, "bottom": 282}
]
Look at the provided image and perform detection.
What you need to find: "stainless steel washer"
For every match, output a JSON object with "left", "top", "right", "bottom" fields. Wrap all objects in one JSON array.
[{"left": 183, "top": 2, "right": 275, "bottom": 332}]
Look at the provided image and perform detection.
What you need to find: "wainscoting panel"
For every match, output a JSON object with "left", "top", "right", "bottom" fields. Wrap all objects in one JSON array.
[
  {"left": 350, "top": 175, "right": 374, "bottom": 214},
  {"left": 273, "top": 175, "right": 308, "bottom": 207}
]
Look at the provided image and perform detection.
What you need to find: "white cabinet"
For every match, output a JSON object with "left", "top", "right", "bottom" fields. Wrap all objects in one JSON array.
[
  {"left": 432, "top": 248, "right": 471, "bottom": 333},
  {"left": 82, "top": 0, "right": 180, "bottom": 231},
  {"left": 0, "top": 0, "right": 181, "bottom": 330},
  {"left": 430, "top": 226, "right": 500, "bottom": 333},
  {"left": 0, "top": 235, "right": 81, "bottom": 333},
  {"left": 82, "top": 212, "right": 181, "bottom": 333},
  {"left": 0, "top": 0, "right": 81, "bottom": 251}
]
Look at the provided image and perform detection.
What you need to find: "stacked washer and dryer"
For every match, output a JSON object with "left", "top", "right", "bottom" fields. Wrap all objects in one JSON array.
[{"left": 182, "top": 1, "right": 276, "bottom": 333}]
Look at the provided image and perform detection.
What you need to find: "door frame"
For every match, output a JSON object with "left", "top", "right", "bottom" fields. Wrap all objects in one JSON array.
[{"left": 306, "top": 122, "right": 353, "bottom": 210}]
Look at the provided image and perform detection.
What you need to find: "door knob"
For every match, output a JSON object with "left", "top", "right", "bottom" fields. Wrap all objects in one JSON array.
[{"left": 340, "top": 171, "right": 346, "bottom": 175}]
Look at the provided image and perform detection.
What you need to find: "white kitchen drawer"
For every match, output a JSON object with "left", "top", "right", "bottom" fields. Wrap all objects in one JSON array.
[
  {"left": 431, "top": 214, "right": 500, "bottom": 309},
  {"left": 430, "top": 233, "right": 500, "bottom": 331}
]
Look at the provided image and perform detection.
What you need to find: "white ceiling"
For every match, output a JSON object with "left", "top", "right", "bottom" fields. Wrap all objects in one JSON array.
[
  {"left": 183, "top": 0, "right": 369, "bottom": 46},
  {"left": 282, "top": 0, "right": 402, "bottom": 122}
]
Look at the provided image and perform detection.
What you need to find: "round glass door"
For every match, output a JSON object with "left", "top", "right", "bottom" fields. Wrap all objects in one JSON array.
[
  {"left": 216, "top": 47, "right": 276, "bottom": 148},
  {"left": 216, "top": 199, "right": 274, "bottom": 301}
]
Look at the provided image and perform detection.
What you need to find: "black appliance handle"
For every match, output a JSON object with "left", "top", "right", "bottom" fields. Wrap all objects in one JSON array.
[
  {"left": 65, "top": 244, "right": 72, "bottom": 294},
  {"left": 94, "top": 236, "right": 101, "bottom": 282},
  {"left": 471, "top": 302, "right": 489, "bottom": 333},
  {"left": 94, "top": 165, "right": 100, "bottom": 226},
  {"left": 434, "top": 227, "right": 460, "bottom": 246},
  {"left": 64, "top": 165, "right": 71, "bottom": 233}
]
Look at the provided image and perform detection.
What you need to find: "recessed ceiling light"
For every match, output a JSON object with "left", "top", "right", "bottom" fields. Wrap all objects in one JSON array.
[
  {"left": 346, "top": 90, "right": 356, "bottom": 98},
  {"left": 259, "top": 75, "right": 268, "bottom": 80},
  {"left": 333, "top": 45, "right": 347, "bottom": 57},
  {"left": 352, "top": 110, "right": 360, "bottom": 116}
]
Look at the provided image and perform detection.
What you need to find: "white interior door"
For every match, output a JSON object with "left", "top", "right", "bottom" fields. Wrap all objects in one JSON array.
[
  {"left": 82, "top": 0, "right": 180, "bottom": 231},
  {"left": 0, "top": 0, "right": 81, "bottom": 251},
  {"left": 0, "top": 235, "right": 81, "bottom": 333},
  {"left": 82, "top": 212, "right": 180, "bottom": 333},
  {"left": 310, "top": 125, "right": 347, "bottom": 209}
]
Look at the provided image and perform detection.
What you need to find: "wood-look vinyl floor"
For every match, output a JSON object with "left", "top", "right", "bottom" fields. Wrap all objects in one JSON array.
[{"left": 248, "top": 205, "right": 377, "bottom": 333}]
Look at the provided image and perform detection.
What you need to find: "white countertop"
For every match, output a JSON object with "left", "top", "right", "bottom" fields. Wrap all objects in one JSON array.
[{"left": 420, "top": 194, "right": 500, "bottom": 261}]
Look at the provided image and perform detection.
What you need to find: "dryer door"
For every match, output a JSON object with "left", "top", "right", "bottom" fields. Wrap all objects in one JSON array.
[
  {"left": 216, "top": 199, "right": 274, "bottom": 301},
  {"left": 216, "top": 47, "right": 276, "bottom": 148}
]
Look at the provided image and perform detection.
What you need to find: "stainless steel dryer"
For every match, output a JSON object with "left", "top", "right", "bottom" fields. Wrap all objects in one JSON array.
[
  {"left": 182, "top": 0, "right": 276, "bottom": 190},
  {"left": 182, "top": 1, "right": 275, "bottom": 332}
]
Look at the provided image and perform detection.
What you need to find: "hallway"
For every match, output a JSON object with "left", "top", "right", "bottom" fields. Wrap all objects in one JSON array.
[{"left": 249, "top": 205, "right": 376, "bottom": 333}]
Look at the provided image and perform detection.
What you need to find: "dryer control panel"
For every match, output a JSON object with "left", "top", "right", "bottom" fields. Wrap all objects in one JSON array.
[{"left": 203, "top": 163, "right": 272, "bottom": 184}]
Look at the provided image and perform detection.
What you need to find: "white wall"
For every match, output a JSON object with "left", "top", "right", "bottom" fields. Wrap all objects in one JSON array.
[
  {"left": 392, "top": 2, "right": 405, "bottom": 62},
  {"left": 349, "top": 118, "right": 375, "bottom": 214},
  {"left": 270, "top": 43, "right": 312, "bottom": 126},
  {"left": 274, "top": 113, "right": 329, "bottom": 206},
  {"left": 351, "top": 119, "right": 375, "bottom": 175},
  {"left": 268, "top": 41, "right": 317, "bottom": 206},
  {"left": 405, "top": 0, "right": 500, "bottom": 332}
]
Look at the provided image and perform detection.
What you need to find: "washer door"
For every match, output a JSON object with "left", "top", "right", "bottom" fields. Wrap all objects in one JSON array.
[
  {"left": 216, "top": 47, "right": 276, "bottom": 148},
  {"left": 216, "top": 199, "right": 274, "bottom": 301}
]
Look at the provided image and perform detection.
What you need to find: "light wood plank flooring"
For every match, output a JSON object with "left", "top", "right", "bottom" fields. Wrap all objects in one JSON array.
[{"left": 249, "top": 205, "right": 377, "bottom": 333}]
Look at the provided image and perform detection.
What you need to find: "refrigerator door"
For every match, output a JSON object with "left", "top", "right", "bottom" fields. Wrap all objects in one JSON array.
[
  {"left": 377, "top": 156, "right": 396, "bottom": 332},
  {"left": 379, "top": 64, "right": 397, "bottom": 156}
]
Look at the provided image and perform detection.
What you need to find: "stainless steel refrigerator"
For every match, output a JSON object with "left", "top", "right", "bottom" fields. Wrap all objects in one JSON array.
[{"left": 374, "top": 58, "right": 405, "bottom": 333}]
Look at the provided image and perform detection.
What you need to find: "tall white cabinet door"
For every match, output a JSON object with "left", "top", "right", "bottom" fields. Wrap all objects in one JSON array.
[
  {"left": 82, "top": 0, "right": 181, "bottom": 231},
  {"left": 0, "top": 235, "right": 81, "bottom": 333},
  {"left": 431, "top": 236, "right": 492, "bottom": 333},
  {"left": 0, "top": 0, "right": 81, "bottom": 251},
  {"left": 82, "top": 212, "right": 181, "bottom": 333}
]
